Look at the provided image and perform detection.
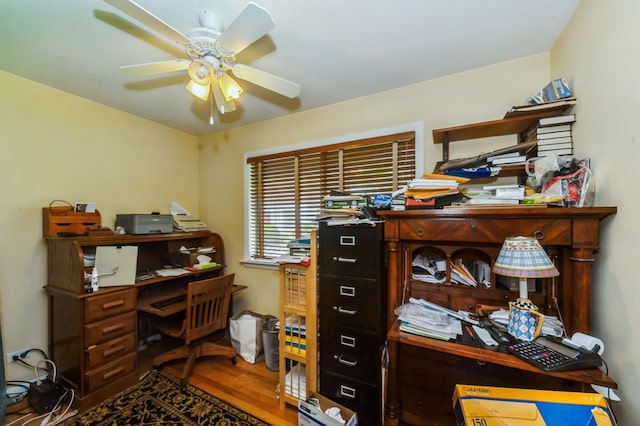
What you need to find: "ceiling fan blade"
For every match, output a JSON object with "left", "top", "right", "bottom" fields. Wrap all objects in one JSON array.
[
  {"left": 217, "top": 3, "right": 275, "bottom": 55},
  {"left": 231, "top": 64, "right": 300, "bottom": 98},
  {"left": 212, "top": 76, "right": 237, "bottom": 114},
  {"left": 104, "top": 0, "right": 190, "bottom": 46},
  {"left": 121, "top": 59, "right": 191, "bottom": 76}
]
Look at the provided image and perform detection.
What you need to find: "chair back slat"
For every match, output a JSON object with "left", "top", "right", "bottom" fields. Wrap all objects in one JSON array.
[{"left": 185, "top": 274, "right": 234, "bottom": 344}]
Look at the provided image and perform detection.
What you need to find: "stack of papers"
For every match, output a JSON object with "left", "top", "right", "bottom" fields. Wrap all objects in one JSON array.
[
  {"left": 395, "top": 298, "right": 464, "bottom": 341},
  {"left": 411, "top": 254, "right": 446, "bottom": 284},
  {"left": 403, "top": 173, "right": 469, "bottom": 200}
]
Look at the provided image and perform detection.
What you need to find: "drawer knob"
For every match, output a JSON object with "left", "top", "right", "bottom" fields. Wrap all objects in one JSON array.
[
  {"left": 416, "top": 228, "right": 424, "bottom": 237},
  {"left": 470, "top": 221, "right": 477, "bottom": 230},
  {"left": 534, "top": 230, "right": 545, "bottom": 240}
]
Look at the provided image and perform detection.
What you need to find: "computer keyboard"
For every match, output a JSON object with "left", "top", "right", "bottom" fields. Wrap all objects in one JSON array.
[{"left": 151, "top": 294, "right": 186, "bottom": 309}]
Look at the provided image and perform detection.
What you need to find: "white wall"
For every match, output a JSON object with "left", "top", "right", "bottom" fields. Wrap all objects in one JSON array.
[
  {"left": 0, "top": 70, "right": 200, "bottom": 384},
  {"left": 551, "top": 0, "right": 639, "bottom": 423}
]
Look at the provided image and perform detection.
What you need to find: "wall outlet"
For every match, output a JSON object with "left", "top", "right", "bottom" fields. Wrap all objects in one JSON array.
[{"left": 6, "top": 348, "right": 30, "bottom": 363}]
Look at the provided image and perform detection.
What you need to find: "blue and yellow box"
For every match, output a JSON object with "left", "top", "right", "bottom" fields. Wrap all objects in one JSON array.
[{"left": 453, "top": 385, "right": 616, "bottom": 426}]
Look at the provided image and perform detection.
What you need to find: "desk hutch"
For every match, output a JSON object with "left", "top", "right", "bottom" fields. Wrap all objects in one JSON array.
[
  {"left": 44, "top": 230, "right": 225, "bottom": 410},
  {"left": 378, "top": 207, "right": 616, "bottom": 425}
]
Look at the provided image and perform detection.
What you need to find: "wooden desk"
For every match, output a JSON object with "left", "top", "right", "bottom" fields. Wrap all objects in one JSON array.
[
  {"left": 378, "top": 207, "right": 617, "bottom": 424},
  {"left": 44, "top": 230, "right": 228, "bottom": 410}
]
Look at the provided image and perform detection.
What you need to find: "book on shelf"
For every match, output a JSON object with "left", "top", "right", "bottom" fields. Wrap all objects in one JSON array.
[
  {"left": 537, "top": 142, "right": 573, "bottom": 151},
  {"left": 486, "top": 152, "right": 520, "bottom": 162},
  {"left": 504, "top": 98, "right": 576, "bottom": 118},
  {"left": 537, "top": 130, "right": 571, "bottom": 139},
  {"left": 490, "top": 155, "right": 527, "bottom": 165},
  {"left": 536, "top": 124, "right": 572, "bottom": 134},
  {"left": 538, "top": 148, "right": 573, "bottom": 156},
  {"left": 537, "top": 136, "right": 572, "bottom": 146},
  {"left": 539, "top": 114, "right": 576, "bottom": 126}
]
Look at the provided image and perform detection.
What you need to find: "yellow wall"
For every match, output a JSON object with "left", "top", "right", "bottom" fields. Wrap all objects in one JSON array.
[
  {"left": 199, "top": 53, "right": 549, "bottom": 315},
  {"left": 550, "top": 0, "right": 639, "bottom": 423},
  {"left": 0, "top": 70, "right": 199, "bottom": 383}
]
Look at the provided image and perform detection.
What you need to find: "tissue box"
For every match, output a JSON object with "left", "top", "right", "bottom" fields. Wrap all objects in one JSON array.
[
  {"left": 453, "top": 385, "right": 616, "bottom": 426},
  {"left": 298, "top": 393, "right": 358, "bottom": 426}
]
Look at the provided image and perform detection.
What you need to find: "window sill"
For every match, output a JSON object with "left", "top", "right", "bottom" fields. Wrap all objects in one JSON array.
[{"left": 240, "top": 258, "right": 279, "bottom": 270}]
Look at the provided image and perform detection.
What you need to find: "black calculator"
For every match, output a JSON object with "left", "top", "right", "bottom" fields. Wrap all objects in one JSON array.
[{"left": 507, "top": 336, "right": 602, "bottom": 372}]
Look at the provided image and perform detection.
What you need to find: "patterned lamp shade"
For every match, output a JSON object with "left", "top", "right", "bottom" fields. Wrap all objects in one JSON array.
[
  {"left": 492, "top": 236, "right": 559, "bottom": 301},
  {"left": 492, "top": 237, "right": 559, "bottom": 278}
]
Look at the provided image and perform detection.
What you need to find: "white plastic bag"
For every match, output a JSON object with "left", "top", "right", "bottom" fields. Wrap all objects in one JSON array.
[{"left": 229, "top": 310, "right": 270, "bottom": 364}]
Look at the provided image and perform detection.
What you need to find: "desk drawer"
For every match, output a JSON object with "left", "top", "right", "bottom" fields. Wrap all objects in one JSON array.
[
  {"left": 85, "top": 332, "right": 136, "bottom": 370},
  {"left": 319, "top": 276, "right": 384, "bottom": 332},
  {"left": 398, "top": 218, "right": 571, "bottom": 245},
  {"left": 320, "top": 371, "right": 381, "bottom": 426},
  {"left": 85, "top": 352, "right": 137, "bottom": 393},
  {"left": 85, "top": 288, "right": 136, "bottom": 323},
  {"left": 84, "top": 311, "right": 136, "bottom": 347},
  {"left": 319, "top": 223, "right": 383, "bottom": 278},
  {"left": 320, "top": 325, "right": 383, "bottom": 381}
]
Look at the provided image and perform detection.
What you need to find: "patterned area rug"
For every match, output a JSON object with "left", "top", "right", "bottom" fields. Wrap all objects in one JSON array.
[{"left": 63, "top": 370, "right": 270, "bottom": 425}]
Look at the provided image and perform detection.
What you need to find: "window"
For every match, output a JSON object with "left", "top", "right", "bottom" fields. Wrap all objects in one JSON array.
[{"left": 246, "top": 126, "right": 421, "bottom": 263}]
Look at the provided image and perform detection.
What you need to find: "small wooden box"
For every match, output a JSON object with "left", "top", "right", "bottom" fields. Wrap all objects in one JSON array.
[{"left": 43, "top": 207, "right": 102, "bottom": 237}]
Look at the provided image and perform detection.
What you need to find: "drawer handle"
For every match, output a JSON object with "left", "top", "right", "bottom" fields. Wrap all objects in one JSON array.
[
  {"left": 339, "top": 286, "right": 356, "bottom": 297},
  {"left": 336, "top": 355, "right": 357, "bottom": 367},
  {"left": 102, "top": 323, "right": 125, "bottom": 335},
  {"left": 102, "top": 299, "right": 126, "bottom": 310},
  {"left": 340, "top": 335, "right": 356, "bottom": 348},
  {"left": 334, "top": 306, "right": 356, "bottom": 315},
  {"left": 416, "top": 228, "right": 424, "bottom": 237},
  {"left": 103, "top": 366, "right": 125, "bottom": 380},
  {"left": 103, "top": 344, "right": 125, "bottom": 358},
  {"left": 534, "top": 230, "right": 545, "bottom": 240},
  {"left": 470, "top": 221, "right": 477, "bottom": 230},
  {"left": 334, "top": 256, "right": 356, "bottom": 264},
  {"left": 340, "top": 385, "right": 356, "bottom": 399}
]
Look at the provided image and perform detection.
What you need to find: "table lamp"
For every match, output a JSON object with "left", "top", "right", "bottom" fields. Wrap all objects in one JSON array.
[{"left": 492, "top": 236, "right": 559, "bottom": 340}]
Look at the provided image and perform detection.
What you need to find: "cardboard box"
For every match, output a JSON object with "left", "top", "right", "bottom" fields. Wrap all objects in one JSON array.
[
  {"left": 453, "top": 385, "right": 616, "bottom": 426},
  {"left": 298, "top": 393, "right": 358, "bottom": 426}
]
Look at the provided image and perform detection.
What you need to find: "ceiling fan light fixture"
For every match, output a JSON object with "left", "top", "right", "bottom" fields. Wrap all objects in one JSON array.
[
  {"left": 219, "top": 73, "right": 243, "bottom": 101},
  {"left": 186, "top": 80, "right": 210, "bottom": 101}
]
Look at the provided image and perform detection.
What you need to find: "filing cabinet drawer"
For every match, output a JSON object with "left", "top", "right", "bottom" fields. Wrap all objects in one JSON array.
[
  {"left": 85, "top": 288, "right": 136, "bottom": 323},
  {"left": 320, "top": 324, "right": 383, "bottom": 381},
  {"left": 85, "top": 332, "right": 136, "bottom": 370},
  {"left": 398, "top": 218, "right": 571, "bottom": 245},
  {"left": 319, "top": 276, "right": 384, "bottom": 332},
  {"left": 84, "top": 311, "right": 136, "bottom": 347},
  {"left": 320, "top": 371, "right": 381, "bottom": 426},
  {"left": 319, "top": 223, "right": 383, "bottom": 278},
  {"left": 85, "top": 352, "right": 137, "bottom": 393}
]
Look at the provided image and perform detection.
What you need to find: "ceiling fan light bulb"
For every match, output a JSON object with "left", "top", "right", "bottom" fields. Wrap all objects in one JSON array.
[
  {"left": 219, "top": 73, "right": 243, "bottom": 101},
  {"left": 186, "top": 80, "right": 210, "bottom": 101}
]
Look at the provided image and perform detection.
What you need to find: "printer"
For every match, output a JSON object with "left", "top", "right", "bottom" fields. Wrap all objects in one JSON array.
[{"left": 115, "top": 213, "right": 173, "bottom": 234}]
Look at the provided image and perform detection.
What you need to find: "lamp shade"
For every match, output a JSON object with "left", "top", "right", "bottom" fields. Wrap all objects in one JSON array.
[{"left": 492, "top": 236, "right": 559, "bottom": 278}]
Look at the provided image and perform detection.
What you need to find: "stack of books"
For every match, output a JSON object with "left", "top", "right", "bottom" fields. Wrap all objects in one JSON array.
[{"left": 527, "top": 114, "right": 576, "bottom": 157}]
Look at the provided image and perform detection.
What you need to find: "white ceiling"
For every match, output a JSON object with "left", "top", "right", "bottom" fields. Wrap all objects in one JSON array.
[{"left": 0, "top": 0, "right": 580, "bottom": 136}]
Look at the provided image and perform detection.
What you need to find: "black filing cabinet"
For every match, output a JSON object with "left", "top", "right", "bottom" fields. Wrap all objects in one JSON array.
[{"left": 318, "top": 221, "right": 386, "bottom": 425}]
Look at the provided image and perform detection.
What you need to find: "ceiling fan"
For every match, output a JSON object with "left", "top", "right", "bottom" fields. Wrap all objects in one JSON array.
[{"left": 104, "top": 0, "right": 301, "bottom": 122}]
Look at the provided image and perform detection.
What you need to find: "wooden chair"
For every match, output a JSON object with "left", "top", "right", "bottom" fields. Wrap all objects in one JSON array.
[{"left": 152, "top": 273, "right": 237, "bottom": 387}]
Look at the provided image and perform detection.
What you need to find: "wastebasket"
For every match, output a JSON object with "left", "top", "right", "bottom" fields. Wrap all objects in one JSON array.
[{"left": 261, "top": 318, "right": 279, "bottom": 371}]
